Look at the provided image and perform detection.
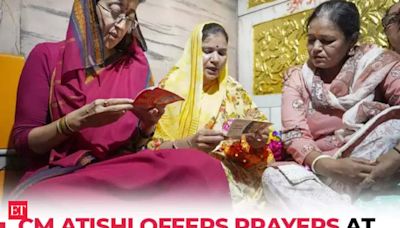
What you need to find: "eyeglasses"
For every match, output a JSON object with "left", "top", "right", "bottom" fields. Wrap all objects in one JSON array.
[
  {"left": 382, "top": 12, "right": 400, "bottom": 30},
  {"left": 97, "top": 3, "right": 138, "bottom": 29}
]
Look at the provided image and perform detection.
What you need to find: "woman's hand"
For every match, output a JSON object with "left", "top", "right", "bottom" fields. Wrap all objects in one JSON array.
[
  {"left": 187, "top": 129, "right": 225, "bottom": 152},
  {"left": 315, "top": 157, "right": 376, "bottom": 185},
  {"left": 28, "top": 98, "right": 134, "bottom": 154},
  {"left": 359, "top": 150, "right": 400, "bottom": 190},
  {"left": 68, "top": 98, "right": 134, "bottom": 131},
  {"left": 244, "top": 127, "right": 270, "bottom": 149},
  {"left": 131, "top": 105, "right": 165, "bottom": 134}
]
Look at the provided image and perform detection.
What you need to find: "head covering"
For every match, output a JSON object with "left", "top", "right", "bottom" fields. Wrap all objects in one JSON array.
[
  {"left": 154, "top": 22, "right": 228, "bottom": 140},
  {"left": 61, "top": 0, "right": 147, "bottom": 76},
  {"left": 48, "top": 0, "right": 152, "bottom": 167},
  {"left": 63, "top": 0, "right": 105, "bottom": 74}
]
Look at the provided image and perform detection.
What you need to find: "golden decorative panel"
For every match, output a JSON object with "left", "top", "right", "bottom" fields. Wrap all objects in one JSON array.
[
  {"left": 253, "top": 0, "right": 397, "bottom": 95},
  {"left": 249, "top": 0, "right": 276, "bottom": 9},
  {"left": 357, "top": 0, "right": 397, "bottom": 46},
  {"left": 253, "top": 10, "right": 311, "bottom": 95}
]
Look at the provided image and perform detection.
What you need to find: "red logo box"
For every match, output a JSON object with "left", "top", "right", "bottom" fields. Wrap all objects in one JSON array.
[
  {"left": 8, "top": 201, "right": 28, "bottom": 220},
  {"left": 0, "top": 222, "right": 5, "bottom": 228}
]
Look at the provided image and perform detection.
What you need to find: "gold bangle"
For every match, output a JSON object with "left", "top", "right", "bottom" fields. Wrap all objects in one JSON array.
[
  {"left": 56, "top": 119, "right": 63, "bottom": 135},
  {"left": 60, "top": 117, "right": 68, "bottom": 135},
  {"left": 64, "top": 115, "right": 76, "bottom": 133},
  {"left": 60, "top": 116, "right": 73, "bottom": 136}
]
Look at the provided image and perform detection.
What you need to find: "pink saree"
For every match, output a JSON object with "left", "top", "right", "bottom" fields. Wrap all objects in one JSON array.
[{"left": 11, "top": 0, "right": 229, "bottom": 206}]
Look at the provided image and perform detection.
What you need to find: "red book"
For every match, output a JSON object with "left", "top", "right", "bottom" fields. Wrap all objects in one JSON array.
[{"left": 133, "top": 87, "right": 184, "bottom": 109}]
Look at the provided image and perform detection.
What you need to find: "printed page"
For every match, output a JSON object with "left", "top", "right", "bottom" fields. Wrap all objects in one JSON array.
[{"left": 222, "top": 118, "right": 272, "bottom": 139}]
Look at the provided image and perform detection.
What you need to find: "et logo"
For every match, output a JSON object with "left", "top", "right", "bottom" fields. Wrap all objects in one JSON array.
[{"left": 8, "top": 201, "right": 28, "bottom": 220}]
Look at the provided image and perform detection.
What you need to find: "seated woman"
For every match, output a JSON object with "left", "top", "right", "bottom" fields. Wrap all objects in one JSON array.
[
  {"left": 383, "top": 2, "right": 400, "bottom": 54},
  {"left": 262, "top": 0, "right": 400, "bottom": 212},
  {"left": 11, "top": 0, "right": 230, "bottom": 207},
  {"left": 148, "top": 22, "right": 281, "bottom": 209}
]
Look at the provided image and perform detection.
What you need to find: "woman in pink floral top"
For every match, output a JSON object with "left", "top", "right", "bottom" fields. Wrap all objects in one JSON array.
[{"left": 263, "top": 0, "right": 400, "bottom": 212}]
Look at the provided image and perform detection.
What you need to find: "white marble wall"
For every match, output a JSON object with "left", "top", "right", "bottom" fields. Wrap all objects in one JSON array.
[
  {"left": 0, "top": 0, "right": 238, "bottom": 83},
  {"left": 20, "top": 0, "right": 71, "bottom": 56},
  {"left": 237, "top": 0, "right": 325, "bottom": 130},
  {"left": 0, "top": 0, "right": 21, "bottom": 54},
  {"left": 140, "top": 0, "right": 238, "bottom": 81}
]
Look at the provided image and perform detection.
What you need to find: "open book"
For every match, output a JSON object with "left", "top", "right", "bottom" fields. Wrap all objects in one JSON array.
[
  {"left": 222, "top": 118, "right": 272, "bottom": 139},
  {"left": 133, "top": 87, "right": 184, "bottom": 109}
]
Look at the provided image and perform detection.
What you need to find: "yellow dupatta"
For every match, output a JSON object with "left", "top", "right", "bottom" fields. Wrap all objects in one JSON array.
[{"left": 154, "top": 22, "right": 228, "bottom": 141}]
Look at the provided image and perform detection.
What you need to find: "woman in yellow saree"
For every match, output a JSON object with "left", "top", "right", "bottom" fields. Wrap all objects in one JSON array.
[{"left": 148, "top": 22, "right": 282, "bottom": 209}]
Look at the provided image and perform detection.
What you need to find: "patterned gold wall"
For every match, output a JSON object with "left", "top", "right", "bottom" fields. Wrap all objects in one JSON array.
[
  {"left": 249, "top": 0, "right": 276, "bottom": 8},
  {"left": 253, "top": 0, "right": 397, "bottom": 95}
]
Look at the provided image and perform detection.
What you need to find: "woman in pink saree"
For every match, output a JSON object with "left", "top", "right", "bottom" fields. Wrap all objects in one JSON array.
[
  {"left": 11, "top": 0, "right": 229, "bottom": 207},
  {"left": 262, "top": 0, "right": 400, "bottom": 212}
]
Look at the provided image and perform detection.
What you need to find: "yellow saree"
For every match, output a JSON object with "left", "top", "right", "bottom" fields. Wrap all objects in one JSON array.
[{"left": 149, "top": 22, "right": 275, "bottom": 209}]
